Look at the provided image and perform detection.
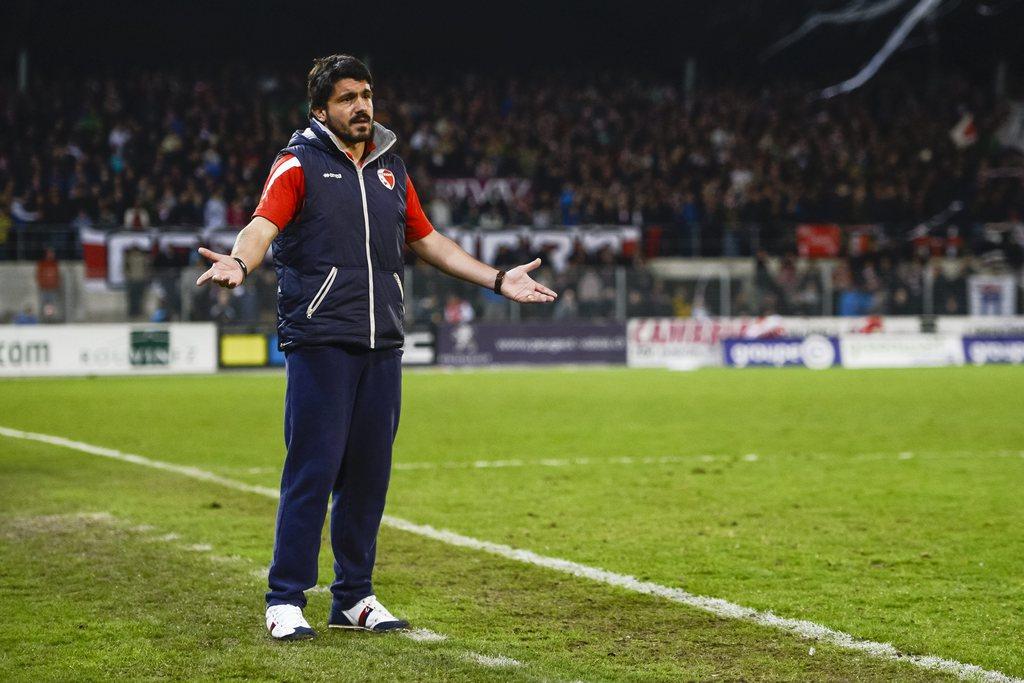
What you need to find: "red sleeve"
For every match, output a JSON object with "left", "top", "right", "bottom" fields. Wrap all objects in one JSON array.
[
  {"left": 404, "top": 176, "right": 435, "bottom": 244},
  {"left": 253, "top": 154, "right": 305, "bottom": 230}
]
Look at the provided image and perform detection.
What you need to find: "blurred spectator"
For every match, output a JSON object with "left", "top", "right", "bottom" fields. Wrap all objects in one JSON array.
[
  {"left": 210, "top": 289, "right": 237, "bottom": 324},
  {"left": 0, "top": 197, "right": 11, "bottom": 252},
  {"left": 13, "top": 305, "right": 38, "bottom": 325},
  {"left": 552, "top": 288, "right": 579, "bottom": 320},
  {"left": 427, "top": 195, "right": 452, "bottom": 228},
  {"left": 671, "top": 286, "right": 692, "bottom": 317},
  {"left": 226, "top": 199, "right": 248, "bottom": 227},
  {"left": 444, "top": 295, "right": 475, "bottom": 323},
  {"left": 204, "top": 188, "right": 228, "bottom": 229},
  {"left": 235, "top": 284, "right": 260, "bottom": 323},
  {"left": 35, "top": 247, "right": 62, "bottom": 320},
  {"left": 124, "top": 199, "right": 151, "bottom": 230},
  {"left": 124, "top": 246, "right": 152, "bottom": 319},
  {"left": 11, "top": 194, "right": 41, "bottom": 224},
  {"left": 150, "top": 295, "right": 170, "bottom": 323},
  {"left": 153, "top": 242, "right": 185, "bottom": 320},
  {"left": 479, "top": 287, "right": 507, "bottom": 321},
  {"left": 71, "top": 208, "right": 94, "bottom": 231},
  {"left": 576, "top": 268, "right": 604, "bottom": 317}
]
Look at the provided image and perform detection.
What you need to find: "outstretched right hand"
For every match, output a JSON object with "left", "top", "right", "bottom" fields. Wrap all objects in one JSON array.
[{"left": 196, "top": 247, "right": 244, "bottom": 289}]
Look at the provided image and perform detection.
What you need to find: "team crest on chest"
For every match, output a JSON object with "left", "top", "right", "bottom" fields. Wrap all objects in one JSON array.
[{"left": 377, "top": 168, "right": 396, "bottom": 190}]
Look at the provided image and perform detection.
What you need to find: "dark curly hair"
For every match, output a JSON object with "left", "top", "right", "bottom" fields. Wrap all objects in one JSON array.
[{"left": 307, "top": 54, "right": 373, "bottom": 115}]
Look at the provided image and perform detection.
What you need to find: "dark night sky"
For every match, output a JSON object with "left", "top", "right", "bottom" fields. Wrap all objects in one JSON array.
[{"left": 2, "top": 1, "right": 1022, "bottom": 86}]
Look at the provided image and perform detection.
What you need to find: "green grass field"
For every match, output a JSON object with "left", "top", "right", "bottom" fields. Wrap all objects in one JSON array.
[{"left": 1, "top": 365, "right": 1022, "bottom": 681}]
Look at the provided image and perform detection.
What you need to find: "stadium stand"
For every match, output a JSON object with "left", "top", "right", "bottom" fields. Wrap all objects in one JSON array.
[{"left": 0, "top": 67, "right": 1021, "bottom": 322}]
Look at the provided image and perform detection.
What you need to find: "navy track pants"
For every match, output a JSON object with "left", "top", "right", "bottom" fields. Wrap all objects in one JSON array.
[{"left": 266, "top": 345, "right": 401, "bottom": 610}]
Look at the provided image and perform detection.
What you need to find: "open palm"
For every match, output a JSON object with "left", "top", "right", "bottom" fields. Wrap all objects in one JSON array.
[
  {"left": 195, "top": 247, "right": 244, "bottom": 289},
  {"left": 500, "top": 258, "right": 558, "bottom": 303}
]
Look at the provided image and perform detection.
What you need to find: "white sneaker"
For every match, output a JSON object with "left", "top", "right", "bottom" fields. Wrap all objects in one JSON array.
[
  {"left": 266, "top": 604, "right": 316, "bottom": 640},
  {"left": 328, "top": 595, "right": 409, "bottom": 632}
]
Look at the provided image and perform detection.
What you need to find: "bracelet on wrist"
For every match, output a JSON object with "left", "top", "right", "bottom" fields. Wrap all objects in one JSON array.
[
  {"left": 232, "top": 257, "right": 249, "bottom": 281},
  {"left": 493, "top": 269, "right": 506, "bottom": 295}
]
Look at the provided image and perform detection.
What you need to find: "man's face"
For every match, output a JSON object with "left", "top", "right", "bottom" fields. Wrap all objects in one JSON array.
[{"left": 314, "top": 78, "right": 374, "bottom": 145}]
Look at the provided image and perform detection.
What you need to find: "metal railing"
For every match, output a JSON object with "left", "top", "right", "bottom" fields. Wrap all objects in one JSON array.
[
  {"left": 0, "top": 224, "right": 83, "bottom": 261},
  {"left": 1, "top": 223, "right": 1016, "bottom": 324}
]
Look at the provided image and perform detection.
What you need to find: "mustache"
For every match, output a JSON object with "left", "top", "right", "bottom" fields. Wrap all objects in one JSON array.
[{"left": 350, "top": 114, "right": 372, "bottom": 124}]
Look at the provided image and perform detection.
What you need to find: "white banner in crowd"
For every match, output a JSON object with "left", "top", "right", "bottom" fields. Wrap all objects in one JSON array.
[
  {"left": 968, "top": 275, "right": 1018, "bottom": 316},
  {"left": 0, "top": 323, "right": 217, "bottom": 377},
  {"left": 444, "top": 226, "right": 641, "bottom": 273},
  {"left": 433, "top": 178, "right": 532, "bottom": 204},
  {"left": 97, "top": 226, "right": 637, "bottom": 286},
  {"left": 104, "top": 229, "right": 253, "bottom": 287},
  {"left": 106, "top": 232, "right": 155, "bottom": 287}
]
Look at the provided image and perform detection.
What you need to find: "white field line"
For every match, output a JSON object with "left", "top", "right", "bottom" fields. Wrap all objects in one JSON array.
[
  {"left": 8, "top": 508, "right": 450, "bottom": 646},
  {"left": 0, "top": 425, "right": 1018, "bottom": 683},
  {"left": 404, "top": 628, "right": 448, "bottom": 643},
  {"left": 214, "top": 450, "right": 1024, "bottom": 476},
  {"left": 464, "top": 652, "right": 522, "bottom": 668},
  {"left": 392, "top": 454, "right": 724, "bottom": 471},
  {"left": 387, "top": 449, "right": 1024, "bottom": 472},
  {"left": 381, "top": 517, "right": 1021, "bottom": 683},
  {"left": 0, "top": 426, "right": 281, "bottom": 499}
]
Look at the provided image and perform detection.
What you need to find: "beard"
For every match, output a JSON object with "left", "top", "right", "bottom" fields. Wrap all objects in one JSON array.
[{"left": 325, "top": 111, "right": 374, "bottom": 144}]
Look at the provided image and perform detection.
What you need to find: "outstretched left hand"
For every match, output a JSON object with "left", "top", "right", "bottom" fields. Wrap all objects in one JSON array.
[{"left": 501, "top": 258, "right": 558, "bottom": 303}]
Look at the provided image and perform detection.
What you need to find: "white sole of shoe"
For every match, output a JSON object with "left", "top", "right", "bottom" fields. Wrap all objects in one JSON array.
[
  {"left": 328, "top": 623, "right": 409, "bottom": 632},
  {"left": 269, "top": 629, "right": 316, "bottom": 640}
]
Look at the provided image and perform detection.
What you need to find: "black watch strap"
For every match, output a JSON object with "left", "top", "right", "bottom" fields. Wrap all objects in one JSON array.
[{"left": 232, "top": 257, "right": 249, "bottom": 281}]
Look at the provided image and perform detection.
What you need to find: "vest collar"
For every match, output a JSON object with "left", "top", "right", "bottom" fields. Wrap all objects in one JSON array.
[{"left": 308, "top": 118, "right": 396, "bottom": 167}]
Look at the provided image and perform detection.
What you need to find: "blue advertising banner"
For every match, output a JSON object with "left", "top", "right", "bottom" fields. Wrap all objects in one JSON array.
[
  {"left": 962, "top": 336, "right": 1024, "bottom": 365},
  {"left": 436, "top": 323, "right": 626, "bottom": 366},
  {"left": 268, "top": 335, "right": 287, "bottom": 367},
  {"left": 723, "top": 335, "right": 841, "bottom": 369}
]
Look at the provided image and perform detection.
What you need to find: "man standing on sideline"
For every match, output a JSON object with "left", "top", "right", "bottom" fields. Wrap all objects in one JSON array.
[{"left": 196, "top": 55, "right": 556, "bottom": 640}]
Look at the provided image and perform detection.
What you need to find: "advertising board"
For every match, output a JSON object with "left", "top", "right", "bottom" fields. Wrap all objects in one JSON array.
[
  {"left": 626, "top": 317, "right": 917, "bottom": 369},
  {"left": 723, "top": 335, "right": 841, "bottom": 369},
  {"left": 839, "top": 334, "right": 964, "bottom": 369},
  {"left": 961, "top": 336, "right": 1024, "bottom": 365},
  {"left": 435, "top": 323, "right": 625, "bottom": 366},
  {"left": 934, "top": 316, "right": 1024, "bottom": 337},
  {"left": 0, "top": 323, "right": 217, "bottom": 377}
]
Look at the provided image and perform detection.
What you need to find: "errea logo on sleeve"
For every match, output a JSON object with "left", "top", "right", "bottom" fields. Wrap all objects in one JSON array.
[{"left": 323, "top": 172, "right": 345, "bottom": 179}]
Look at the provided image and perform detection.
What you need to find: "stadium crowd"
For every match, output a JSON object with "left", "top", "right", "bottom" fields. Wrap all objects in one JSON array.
[
  {"left": 0, "top": 68, "right": 1021, "bottom": 242},
  {"left": 0, "top": 67, "right": 1021, "bottom": 322}
]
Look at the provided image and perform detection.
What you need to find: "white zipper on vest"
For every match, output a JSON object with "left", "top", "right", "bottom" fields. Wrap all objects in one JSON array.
[
  {"left": 393, "top": 272, "right": 403, "bottom": 300},
  {"left": 306, "top": 266, "right": 338, "bottom": 319},
  {"left": 356, "top": 169, "right": 376, "bottom": 348}
]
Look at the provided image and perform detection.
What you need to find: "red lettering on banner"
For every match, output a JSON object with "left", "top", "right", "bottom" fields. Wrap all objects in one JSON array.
[{"left": 796, "top": 224, "right": 842, "bottom": 258}]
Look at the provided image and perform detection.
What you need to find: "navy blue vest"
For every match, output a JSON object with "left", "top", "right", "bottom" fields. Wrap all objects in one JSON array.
[{"left": 273, "top": 120, "right": 409, "bottom": 351}]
